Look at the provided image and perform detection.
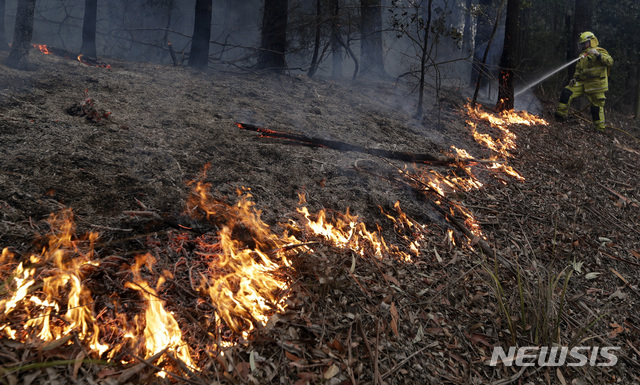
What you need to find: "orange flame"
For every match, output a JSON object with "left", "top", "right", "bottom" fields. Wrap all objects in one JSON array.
[
  {"left": 463, "top": 103, "right": 543, "bottom": 181},
  {"left": 296, "top": 205, "right": 390, "bottom": 260},
  {"left": 1, "top": 210, "right": 108, "bottom": 355},
  {"left": 125, "top": 254, "right": 197, "bottom": 375},
  {"left": 186, "top": 177, "right": 295, "bottom": 339},
  {"left": 32, "top": 44, "right": 52, "bottom": 55}
]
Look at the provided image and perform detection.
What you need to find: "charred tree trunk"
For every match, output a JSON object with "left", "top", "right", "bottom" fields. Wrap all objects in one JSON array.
[
  {"left": 496, "top": 0, "right": 519, "bottom": 111},
  {"left": 188, "top": 0, "right": 212, "bottom": 69},
  {"left": 5, "top": 0, "right": 36, "bottom": 69},
  {"left": 256, "top": 0, "right": 288, "bottom": 73},
  {"left": 330, "top": 0, "right": 342, "bottom": 78},
  {"left": 416, "top": 0, "right": 433, "bottom": 118},
  {"left": 0, "top": 0, "right": 9, "bottom": 50},
  {"left": 307, "top": 0, "right": 322, "bottom": 77},
  {"left": 80, "top": 0, "right": 97, "bottom": 57},
  {"left": 360, "top": 0, "right": 386, "bottom": 78},
  {"left": 567, "top": 0, "right": 591, "bottom": 79}
]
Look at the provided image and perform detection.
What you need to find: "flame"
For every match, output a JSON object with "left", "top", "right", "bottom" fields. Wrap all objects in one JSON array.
[
  {"left": 33, "top": 44, "right": 52, "bottom": 55},
  {"left": 395, "top": 103, "right": 545, "bottom": 249},
  {"left": 381, "top": 201, "right": 431, "bottom": 259},
  {"left": 296, "top": 205, "right": 390, "bottom": 259},
  {"left": 0, "top": 210, "right": 108, "bottom": 355},
  {"left": 187, "top": 175, "right": 295, "bottom": 339},
  {"left": 125, "top": 254, "right": 197, "bottom": 376},
  {"left": 462, "top": 103, "right": 544, "bottom": 181}
]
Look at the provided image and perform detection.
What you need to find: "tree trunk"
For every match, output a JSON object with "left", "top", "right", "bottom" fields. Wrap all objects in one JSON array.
[
  {"left": 0, "top": 0, "right": 9, "bottom": 50},
  {"left": 307, "top": 0, "right": 322, "bottom": 77},
  {"left": 496, "top": 0, "right": 519, "bottom": 111},
  {"left": 5, "top": 0, "right": 36, "bottom": 69},
  {"left": 416, "top": 0, "right": 433, "bottom": 118},
  {"left": 567, "top": 0, "right": 591, "bottom": 79},
  {"left": 359, "top": 0, "right": 386, "bottom": 78},
  {"left": 188, "top": 0, "right": 212, "bottom": 69},
  {"left": 330, "top": 0, "right": 342, "bottom": 78},
  {"left": 80, "top": 0, "right": 97, "bottom": 57},
  {"left": 256, "top": 0, "right": 288, "bottom": 74}
]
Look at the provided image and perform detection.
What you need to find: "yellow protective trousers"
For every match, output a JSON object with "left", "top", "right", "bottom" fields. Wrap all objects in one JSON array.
[{"left": 556, "top": 83, "right": 606, "bottom": 131}]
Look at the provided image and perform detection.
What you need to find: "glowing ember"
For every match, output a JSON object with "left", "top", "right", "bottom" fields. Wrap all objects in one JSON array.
[{"left": 32, "top": 43, "right": 52, "bottom": 55}]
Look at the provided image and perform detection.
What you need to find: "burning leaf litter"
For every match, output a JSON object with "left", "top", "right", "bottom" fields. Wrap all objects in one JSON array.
[
  {"left": 0, "top": 104, "right": 547, "bottom": 379},
  {"left": 0, "top": 169, "right": 433, "bottom": 382}
]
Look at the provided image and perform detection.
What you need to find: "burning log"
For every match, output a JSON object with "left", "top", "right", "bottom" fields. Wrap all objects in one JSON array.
[
  {"left": 236, "top": 122, "right": 459, "bottom": 165},
  {"left": 77, "top": 54, "right": 111, "bottom": 69},
  {"left": 32, "top": 43, "right": 111, "bottom": 68}
]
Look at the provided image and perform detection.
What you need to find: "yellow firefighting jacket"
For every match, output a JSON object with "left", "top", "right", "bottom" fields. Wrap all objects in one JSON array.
[{"left": 575, "top": 47, "right": 613, "bottom": 93}]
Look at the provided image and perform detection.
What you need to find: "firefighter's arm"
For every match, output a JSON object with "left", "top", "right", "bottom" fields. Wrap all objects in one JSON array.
[{"left": 595, "top": 48, "right": 613, "bottom": 67}]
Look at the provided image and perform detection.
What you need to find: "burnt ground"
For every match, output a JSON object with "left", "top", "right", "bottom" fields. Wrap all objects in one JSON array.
[{"left": 0, "top": 49, "right": 639, "bottom": 384}]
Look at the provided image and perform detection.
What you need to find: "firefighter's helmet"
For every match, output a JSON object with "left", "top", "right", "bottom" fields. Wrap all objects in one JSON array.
[{"left": 578, "top": 31, "right": 599, "bottom": 49}]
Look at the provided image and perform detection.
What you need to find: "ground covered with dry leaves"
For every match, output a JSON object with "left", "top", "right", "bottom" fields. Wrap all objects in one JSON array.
[{"left": 0, "top": 49, "right": 639, "bottom": 385}]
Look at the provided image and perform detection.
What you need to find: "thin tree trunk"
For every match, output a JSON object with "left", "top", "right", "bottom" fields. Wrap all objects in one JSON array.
[
  {"left": 188, "top": 0, "right": 212, "bottom": 69},
  {"left": 307, "top": 0, "right": 322, "bottom": 77},
  {"left": 496, "top": 0, "right": 518, "bottom": 111},
  {"left": 0, "top": 0, "right": 9, "bottom": 50},
  {"left": 471, "top": 0, "right": 492, "bottom": 87},
  {"left": 5, "top": 0, "right": 36, "bottom": 69},
  {"left": 80, "top": 0, "right": 97, "bottom": 57},
  {"left": 256, "top": 0, "right": 288, "bottom": 73},
  {"left": 416, "top": 0, "right": 433, "bottom": 118}
]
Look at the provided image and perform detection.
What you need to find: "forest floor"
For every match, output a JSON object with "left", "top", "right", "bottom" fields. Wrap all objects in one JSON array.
[{"left": 0, "top": 49, "right": 639, "bottom": 385}]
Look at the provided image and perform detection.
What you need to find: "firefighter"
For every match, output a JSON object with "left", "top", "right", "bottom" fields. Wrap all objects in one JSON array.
[{"left": 555, "top": 31, "right": 614, "bottom": 131}]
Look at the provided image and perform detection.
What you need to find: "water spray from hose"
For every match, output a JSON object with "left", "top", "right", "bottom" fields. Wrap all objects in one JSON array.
[{"left": 515, "top": 56, "right": 583, "bottom": 97}]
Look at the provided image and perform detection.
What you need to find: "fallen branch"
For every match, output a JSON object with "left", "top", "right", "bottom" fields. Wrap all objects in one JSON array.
[{"left": 236, "top": 122, "right": 456, "bottom": 164}]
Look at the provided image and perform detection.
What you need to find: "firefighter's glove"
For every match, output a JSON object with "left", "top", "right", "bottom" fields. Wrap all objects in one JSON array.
[
  {"left": 569, "top": 78, "right": 577, "bottom": 87},
  {"left": 587, "top": 48, "right": 599, "bottom": 57}
]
